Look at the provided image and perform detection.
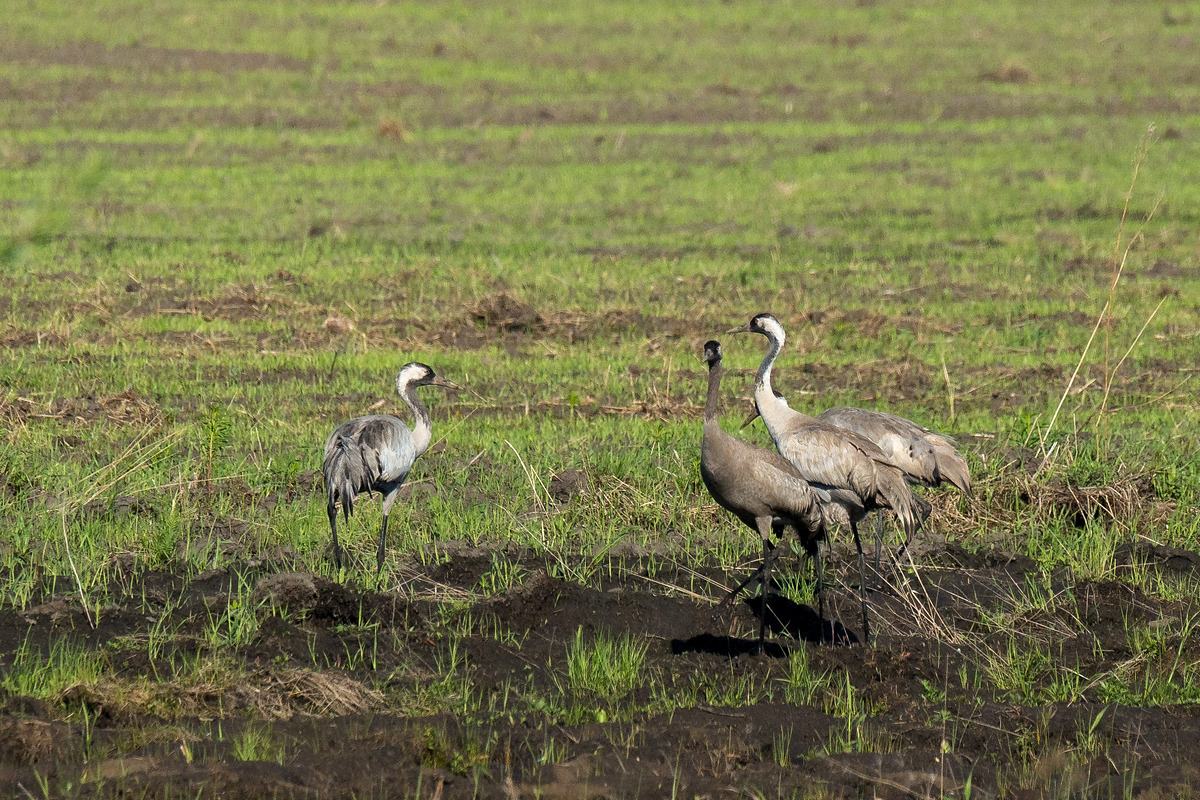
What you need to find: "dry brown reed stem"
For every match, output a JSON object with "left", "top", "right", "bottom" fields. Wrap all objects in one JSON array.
[
  {"left": 940, "top": 352, "right": 956, "bottom": 423},
  {"left": 1039, "top": 125, "right": 1158, "bottom": 459}
]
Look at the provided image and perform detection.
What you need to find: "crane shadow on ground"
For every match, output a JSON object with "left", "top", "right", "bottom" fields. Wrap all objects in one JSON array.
[
  {"left": 670, "top": 633, "right": 791, "bottom": 659},
  {"left": 672, "top": 594, "right": 858, "bottom": 657},
  {"left": 754, "top": 593, "right": 859, "bottom": 647}
]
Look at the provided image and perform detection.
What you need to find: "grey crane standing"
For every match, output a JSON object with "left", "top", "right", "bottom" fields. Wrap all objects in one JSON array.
[
  {"left": 323, "top": 362, "right": 458, "bottom": 571},
  {"left": 728, "top": 313, "right": 924, "bottom": 642},
  {"left": 700, "top": 340, "right": 829, "bottom": 652}
]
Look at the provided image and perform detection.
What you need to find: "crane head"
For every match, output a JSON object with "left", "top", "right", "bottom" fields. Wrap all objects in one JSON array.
[
  {"left": 726, "top": 312, "right": 784, "bottom": 342},
  {"left": 396, "top": 362, "right": 461, "bottom": 392},
  {"left": 702, "top": 340, "right": 722, "bottom": 368}
]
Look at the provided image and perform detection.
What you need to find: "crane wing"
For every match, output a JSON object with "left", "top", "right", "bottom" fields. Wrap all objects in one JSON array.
[
  {"left": 818, "top": 406, "right": 970, "bottom": 492},
  {"left": 326, "top": 415, "right": 416, "bottom": 485},
  {"left": 774, "top": 420, "right": 906, "bottom": 503}
]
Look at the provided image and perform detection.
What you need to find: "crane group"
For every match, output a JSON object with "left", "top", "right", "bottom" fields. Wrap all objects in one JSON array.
[{"left": 320, "top": 313, "right": 970, "bottom": 649}]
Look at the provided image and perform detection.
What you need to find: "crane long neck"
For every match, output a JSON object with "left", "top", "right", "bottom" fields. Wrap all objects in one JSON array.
[
  {"left": 753, "top": 330, "right": 798, "bottom": 442},
  {"left": 754, "top": 329, "right": 782, "bottom": 393},
  {"left": 703, "top": 363, "right": 724, "bottom": 425},
  {"left": 399, "top": 383, "right": 434, "bottom": 457}
]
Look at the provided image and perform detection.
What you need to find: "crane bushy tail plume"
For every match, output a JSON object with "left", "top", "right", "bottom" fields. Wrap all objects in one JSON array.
[{"left": 325, "top": 433, "right": 374, "bottom": 569}]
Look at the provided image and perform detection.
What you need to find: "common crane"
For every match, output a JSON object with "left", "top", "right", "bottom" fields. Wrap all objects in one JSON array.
[
  {"left": 699, "top": 340, "right": 829, "bottom": 651},
  {"left": 323, "top": 362, "right": 458, "bottom": 571},
  {"left": 728, "top": 313, "right": 925, "bottom": 642}
]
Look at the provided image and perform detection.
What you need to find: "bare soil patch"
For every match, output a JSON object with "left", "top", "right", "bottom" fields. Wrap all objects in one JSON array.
[{"left": 2, "top": 526, "right": 1199, "bottom": 798}]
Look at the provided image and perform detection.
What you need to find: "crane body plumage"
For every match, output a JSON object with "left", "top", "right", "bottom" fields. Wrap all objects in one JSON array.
[
  {"left": 699, "top": 341, "right": 828, "bottom": 651},
  {"left": 323, "top": 362, "right": 457, "bottom": 571},
  {"left": 815, "top": 404, "right": 970, "bottom": 577},
  {"left": 738, "top": 373, "right": 972, "bottom": 579}
]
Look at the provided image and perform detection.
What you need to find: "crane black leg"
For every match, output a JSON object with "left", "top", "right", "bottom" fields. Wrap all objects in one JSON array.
[
  {"left": 752, "top": 518, "right": 781, "bottom": 655},
  {"left": 328, "top": 506, "right": 343, "bottom": 571},
  {"left": 883, "top": 496, "right": 930, "bottom": 582},
  {"left": 851, "top": 520, "right": 871, "bottom": 645},
  {"left": 813, "top": 543, "right": 825, "bottom": 643},
  {"left": 757, "top": 536, "right": 773, "bottom": 655},
  {"left": 872, "top": 509, "right": 884, "bottom": 590},
  {"left": 376, "top": 514, "right": 389, "bottom": 572},
  {"left": 714, "top": 540, "right": 777, "bottom": 615}
]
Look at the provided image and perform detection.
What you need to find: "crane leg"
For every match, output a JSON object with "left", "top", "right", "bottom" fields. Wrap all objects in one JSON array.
[
  {"left": 755, "top": 519, "right": 775, "bottom": 656},
  {"left": 883, "top": 496, "right": 930, "bottom": 582},
  {"left": 714, "top": 540, "right": 777, "bottom": 615},
  {"left": 328, "top": 506, "right": 343, "bottom": 571},
  {"left": 851, "top": 520, "right": 871, "bottom": 645},
  {"left": 872, "top": 509, "right": 884, "bottom": 591},
  {"left": 376, "top": 514, "right": 389, "bottom": 572},
  {"left": 377, "top": 489, "right": 403, "bottom": 573},
  {"left": 813, "top": 543, "right": 825, "bottom": 643}
]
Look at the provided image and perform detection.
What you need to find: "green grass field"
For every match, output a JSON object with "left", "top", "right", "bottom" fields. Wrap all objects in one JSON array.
[{"left": 3, "top": 1, "right": 1200, "bottom": 797}]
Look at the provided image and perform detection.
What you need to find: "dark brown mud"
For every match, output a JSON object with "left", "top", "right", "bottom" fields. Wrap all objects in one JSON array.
[{"left": 2, "top": 527, "right": 1199, "bottom": 799}]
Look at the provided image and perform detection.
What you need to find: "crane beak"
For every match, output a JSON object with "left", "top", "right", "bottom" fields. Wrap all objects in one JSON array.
[
  {"left": 739, "top": 406, "right": 761, "bottom": 430},
  {"left": 432, "top": 376, "right": 461, "bottom": 390},
  {"left": 726, "top": 322, "right": 751, "bottom": 334}
]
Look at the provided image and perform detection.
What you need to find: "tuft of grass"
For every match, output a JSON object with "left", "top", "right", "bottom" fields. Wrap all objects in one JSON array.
[
  {"left": 203, "top": 572, "right": 264, "bottom": 650},
  {"left": 780, "top": 647, "right": 836, "bottom": 707},
  {"left": 823, "top": 671, "right": 895, "bottom": 755},
  {"left": 0, "top": 636, "right": 104, "bottom": 701},
  {"left": 231, "top": 724, "right": 286, "bottom": 764},
  {"left": 565, "top": 627, "right": 648, "bottom": 699}
]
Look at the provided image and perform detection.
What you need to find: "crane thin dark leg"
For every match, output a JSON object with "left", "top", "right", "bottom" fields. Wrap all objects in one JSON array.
[
  {"left": 376, "top": 515, "right": 389, "bottom": 572},
  {"left": 714, "top": 541, "right": 777, "bottom": 615},
  {"left": 756, "top": 532, "right": 773, "bottom": 655},
  {"left": 872, "top": 509, "right": 884, "bottom": 590},
  {"left": 851, "top": 520, "right": 871, "bottom": 645},
  {"left": 328, "top": 507, "right": 343, "bottom": 570},
  {"left": 813, "top": 543, "right": 825, "bottom": 643}
]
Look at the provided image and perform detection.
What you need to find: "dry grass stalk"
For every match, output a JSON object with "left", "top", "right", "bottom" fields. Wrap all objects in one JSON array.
[
  {"left": 90, "top": 664, "right": 385, "bottom": 721},
  {"left": 5, "top": 390, "right": 162, "bottom": 426},
  {"left": 919, "top": 461, "right": 1171, "bottom": 543},
  {"left": 885, "top": 555, "right": 967, "bottom": 646},
  {"left": 505, "top": 439, "right": 548, "bottom": 511},
  {"left": 261, "top": 668, "right": 385, "bottom": 717}
]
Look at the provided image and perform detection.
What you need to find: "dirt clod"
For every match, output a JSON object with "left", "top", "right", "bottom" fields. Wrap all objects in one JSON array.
[{"left": 549, "top": 469, "right": 589, "bottom": 503}]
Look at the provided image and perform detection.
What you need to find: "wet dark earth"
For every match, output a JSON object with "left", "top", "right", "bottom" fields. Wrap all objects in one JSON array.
[{"left": 2, "top": 532, "right": 1200, "bottom": 800}]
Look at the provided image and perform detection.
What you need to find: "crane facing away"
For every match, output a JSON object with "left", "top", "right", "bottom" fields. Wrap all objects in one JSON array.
[
  {"left": 728, "top": 313, "right": 926, "bottom": 642},
  {"left": 699, "top": 340, "right": 829, "bottom": 652},
  {"left": 323, "top": 362, "right": 458, "bottom": 571}
]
